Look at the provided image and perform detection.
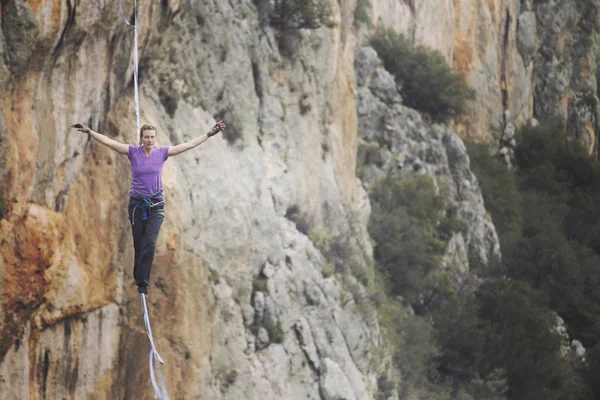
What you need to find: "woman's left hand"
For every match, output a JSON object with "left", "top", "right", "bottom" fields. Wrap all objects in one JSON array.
[{"left": 208, "top": 120, "right": 226, "bottom": 137}]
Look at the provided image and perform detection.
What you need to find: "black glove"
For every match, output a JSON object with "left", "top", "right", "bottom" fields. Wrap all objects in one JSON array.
[
  {"left": 71, "top": 123, "right": 91, "bottom": 134},
  {"left": 208, "top": 120, "right": 226, "bottom": 137}
]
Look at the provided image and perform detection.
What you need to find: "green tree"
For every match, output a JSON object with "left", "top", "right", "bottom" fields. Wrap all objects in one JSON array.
[
  {"left": 479, "top": 280, "right": 587, "bottom": 400},
  {"left": 437, "top": 280, "right": 588, "bottom": 400},
  {"left": 369, "top": 175, "right": 449, "bottom": 305},
  {"left": 268, "top": 0, "right": 332, "bottom": 32},
  {"left": 370, "top": 27, "right": 474, "bottom": 122},
  {"left": 466, "top": 143, "right": 521, "bottom": 240}
]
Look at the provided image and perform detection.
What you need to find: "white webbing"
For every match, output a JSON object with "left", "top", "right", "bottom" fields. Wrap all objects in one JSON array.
[
  {"left": 141, "top": 293, "right": 170, "bottom": 399},
  {"left": 119, "top": 0, "right": 142, "bottom": 143},
  {"left": 121, "top": 2, "right": 168, "bottom": 397}
]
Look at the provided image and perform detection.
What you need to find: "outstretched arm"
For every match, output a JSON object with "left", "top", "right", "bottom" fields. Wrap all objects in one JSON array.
[
  {"left": 168, "top": 120, "right": 226, "bottom": 157},
  {"left": 71, "top": 123, "right": 129, "bottom": 155}
]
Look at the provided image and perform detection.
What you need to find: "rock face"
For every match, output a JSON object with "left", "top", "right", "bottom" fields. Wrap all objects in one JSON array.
[
  {"left": 0, "top": 0, "right": 597, "bottom": 399},
  {"left": 371, "top": 0, "right": 600, "bottom": 143},
  {"left": 355, "top": 46, "right": 500, "bottom": 292}
]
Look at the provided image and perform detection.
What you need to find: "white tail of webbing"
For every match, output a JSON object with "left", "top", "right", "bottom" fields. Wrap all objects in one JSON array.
[
  {"left": 119, "top": 0, "right": 142, "bottom": 143},
  {"left": 119, "top": 0, "right": 134, "bottom": 26},
  {"left": 141, "top": 293, "right": 165, "bottom": 364},
  {"left": 141, "top": 293, "right": 170, "bottom": 399},
  {"left": 149, "top": 349, "right": 169, "bottom": 400}
]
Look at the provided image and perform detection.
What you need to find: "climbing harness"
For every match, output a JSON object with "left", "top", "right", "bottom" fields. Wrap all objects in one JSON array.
[
  {"left": 120, "top": 1, "right": 169, "bottom": 398},
  {"left": 129, "top": 188, "right": 165, "bottom": 225}
]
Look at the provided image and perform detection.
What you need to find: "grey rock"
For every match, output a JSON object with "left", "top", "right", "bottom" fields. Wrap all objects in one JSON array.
[
  {"left": 253, "top": 291, "right": 266, "bottom": 322},
  {"left": 554, "top": 314, "right": 569, "bottom": 341},
  {"left": 319, "top": 358, "right": 357, "bottom": 400},
  {"left": 262, "top": 261, "right": 276, "bottom": 279},
  {"left": 304, "top": 282, "right": 322, "bottom": 306},
  {"left": 242, "top": 303, "right": 256, "bottom": 328},
  {"left": 369, "top": 69, "right": 402, "bottom": 105},
  {"left": 517, "top": 11, "right": 537, "bottom": 65},
  {"left": 355, "top": 47, "right": 402, "bottom": 105},
  {"left": 571, "top": 340, "right": 586, "bottom": 360},
  {"left": 256, "top": 327, "right": 270, "bottom": 350},
  {"left": 354, "top": 47, "right": 383, "bottom": 87},
  {"left": 3, "top": 0, "right": 39, "bottom": 76},
  {"left": 294, "top": 318, "right": 320, "bottom": 371},
  {"left": 532, "top": 0, "right": 596, "bottom": 138},
  {"left": 502, "top": 123, "right": 516, "bottom": 143},
  {"left": 567, "top": 88, "right": 600, "bottom": 153}
]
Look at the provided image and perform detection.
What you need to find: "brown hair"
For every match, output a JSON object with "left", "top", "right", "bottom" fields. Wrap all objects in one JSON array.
[{"left": 139, "top": 124, "right": 157, "bottom": 144}]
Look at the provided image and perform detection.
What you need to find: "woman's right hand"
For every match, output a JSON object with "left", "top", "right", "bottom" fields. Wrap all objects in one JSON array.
[{"left": 71, "top": 123, "right": 91, "bottom": 134}]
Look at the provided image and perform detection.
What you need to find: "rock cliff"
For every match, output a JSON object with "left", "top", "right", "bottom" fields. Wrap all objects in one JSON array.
[{"left": 0, "top": 0, "right": 597, "bottom": 398}]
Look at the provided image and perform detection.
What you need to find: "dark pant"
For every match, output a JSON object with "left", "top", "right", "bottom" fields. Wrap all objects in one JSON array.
[{"left": 128, "top": 197, "right": 164, "bottom": 289}]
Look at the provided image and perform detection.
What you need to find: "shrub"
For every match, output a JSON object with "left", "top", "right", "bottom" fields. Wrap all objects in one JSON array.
[
  {"left": 266, "top": 0, "right": 332, "bottom": 33},
  {"left": 369, "top": 27, "right": 474, "bottom": 122},
  {"left": 350, "top": 262, "right": 371, "bottom": 287},
  {"left": 435, "top": 279, "right": 588, "bottom": 400},
  {"left": 368, "top": 175, "right": 459, "bottom": 305},
  {"left": 259, "top": 0, "right": 333, "bottom": 55},
  {"left": 308, "top": 229, "right": 353, "bottom": 273},
  {"left": 356, "top": 140, "right": 381, "bottom": 178},
  {"left": 466, "top": 142, "right": 522, "bottom": 240},
  {"left": 355, "top": 0, "right": 372, "bottom": 27},
  {"left": 378, "top": 294, "right": 438, "bottom": 395},
  {"left": 375, "top": 374, "right": 395, "bottom": 400},
  {"left": 479, "top": 280, "right": 587, "bottom": 400}
]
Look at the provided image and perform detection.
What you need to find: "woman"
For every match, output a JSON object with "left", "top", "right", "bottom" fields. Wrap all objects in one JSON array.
[{"left": 71, "top": 120, "right": 226, "bottom": 294}]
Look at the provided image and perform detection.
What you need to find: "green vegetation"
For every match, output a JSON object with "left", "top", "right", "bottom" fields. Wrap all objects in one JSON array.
[
  {"left": 369, "top": 28, "right": 474, "bottom": 122},
  {"left": 367, "top": 124, "right": 600, "bottom": 398},
  {"left": 369, "top": 175, "right": 463, "bottom": 305},
  {"left": 254, "top": 0, "right": 332, "bottom": 32},
  {"left": 354, "top": 0, "right": 372, "bottom": 27},
  {"left": 378, "top": 295, "right": 438, "bottom": 395},
  {"left": 436, "top": 280, "right": 585, "bottom": 400},
  {"left": 466, "top": 142, "right": 521, "bottom": 240},
  {"left": 356, "top": 140, "right": 381, "bottom": 178},
  {"left": 367, "top": 172, "right": 481, "bottom": 398},
  {"left": 350, "top": 262, "right": 371, "bottom": 287},
  {"left": 253, "top": 0, "right": 333, "bottom": 55},
  {"left": 456, "top": 124, "right": 600, "bottom": 399},
  {"left": 270, "top": 0, "right": 332, "bottom": 32}
]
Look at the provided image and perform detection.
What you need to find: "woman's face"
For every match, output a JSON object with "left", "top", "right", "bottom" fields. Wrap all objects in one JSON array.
[{"left": 141, "top": 130, "right": 157, "bottom": 149}]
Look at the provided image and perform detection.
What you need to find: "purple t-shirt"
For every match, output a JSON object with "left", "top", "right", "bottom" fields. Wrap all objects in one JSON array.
[{"left": 128, "top": 146, "right": 169, "bottom": 200}]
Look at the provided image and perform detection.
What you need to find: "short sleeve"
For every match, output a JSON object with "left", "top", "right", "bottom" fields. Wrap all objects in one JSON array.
[
  {"left": 128, "top": 145, "right": 135, "bottom": 160},
  {"left": 161, "top": 146, "right": 170, "bottom": 161}
]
